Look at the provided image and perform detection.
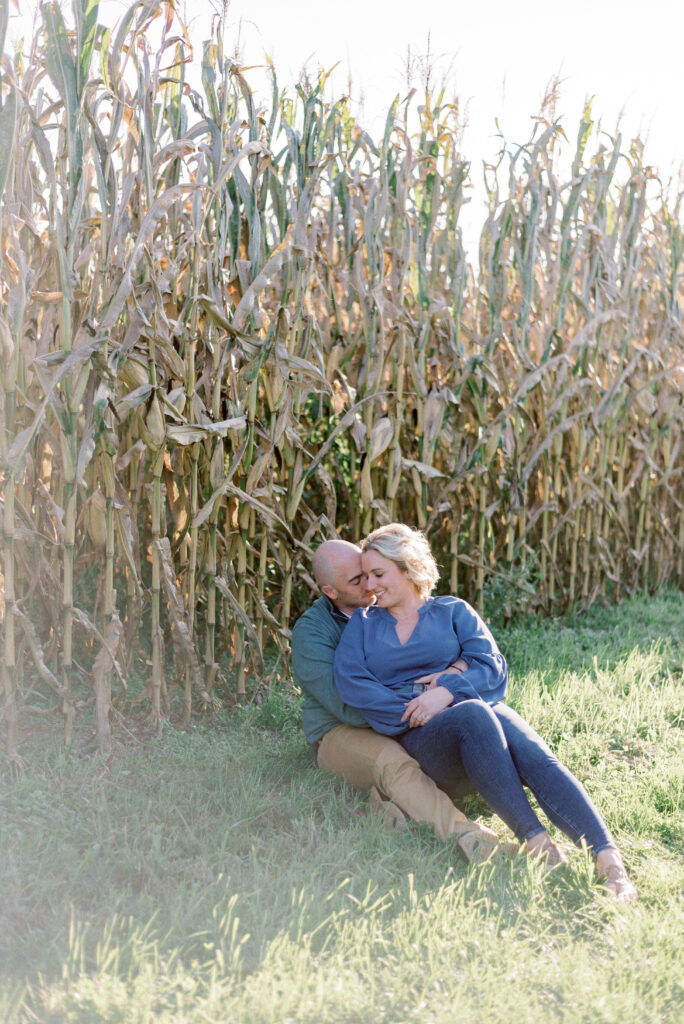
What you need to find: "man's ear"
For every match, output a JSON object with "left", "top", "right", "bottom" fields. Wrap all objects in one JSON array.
[{"left": 321, "top": 584, "right": 337, "bottom": 602}]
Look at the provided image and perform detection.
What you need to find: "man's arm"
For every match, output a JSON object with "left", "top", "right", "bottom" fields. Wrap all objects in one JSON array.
[{"left": 291, "top": 616, "right": 368, "bottom": 727}]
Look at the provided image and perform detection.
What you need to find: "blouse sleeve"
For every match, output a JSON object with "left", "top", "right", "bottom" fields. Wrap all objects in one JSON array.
[
  {"left": 435, "top": 599, "right": 508, "bottom": 705},
  {"left": 333, "top": 611, "right": 410, "bottom": 735}
]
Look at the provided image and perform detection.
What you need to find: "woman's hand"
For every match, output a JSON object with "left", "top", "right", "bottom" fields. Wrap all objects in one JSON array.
[
  {"left": 402, "top": 686, "right": 453, "bottom": 728},
  {"left": 412, "top": 658, "right": 469, "bottom": 690}
]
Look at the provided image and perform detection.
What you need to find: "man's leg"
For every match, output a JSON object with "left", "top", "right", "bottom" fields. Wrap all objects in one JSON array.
[{"left": 316, "top": 724, "right": 504, "bottom": 856}]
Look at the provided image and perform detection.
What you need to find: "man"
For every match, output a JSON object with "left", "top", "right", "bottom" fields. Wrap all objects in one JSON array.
[{"left": 290, "top": 539, "right": 509, "bottom": 864}]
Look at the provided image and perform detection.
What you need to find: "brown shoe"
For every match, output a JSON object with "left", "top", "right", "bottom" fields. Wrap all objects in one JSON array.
[
  {"left": 368, "top": 786, "right": 408, "bottom": 832},
  {"left": 457, "top": 826, "right": 516, "bottom": 865}
]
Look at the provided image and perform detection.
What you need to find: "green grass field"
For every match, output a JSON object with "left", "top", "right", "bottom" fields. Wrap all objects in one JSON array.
[{"left": 2, "top": 591, "right": 683, "bottom": 1023}]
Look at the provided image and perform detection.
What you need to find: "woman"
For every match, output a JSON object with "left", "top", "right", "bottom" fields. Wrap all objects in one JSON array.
[{"left": 333, "top": 523, "right": 637, "bottom": 901}]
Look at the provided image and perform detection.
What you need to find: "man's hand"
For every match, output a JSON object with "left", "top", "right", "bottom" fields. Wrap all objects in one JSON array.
[
  {"left": 412, "top": 658, "right": 469, "bottom": 690},
  {"left": 402, "top": 685, "right": 453, "bottom": 728}
]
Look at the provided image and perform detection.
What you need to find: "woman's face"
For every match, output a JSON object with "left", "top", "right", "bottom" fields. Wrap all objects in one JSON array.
[{"left": 361, "top": 550, "right": 416, "bottom": 609}]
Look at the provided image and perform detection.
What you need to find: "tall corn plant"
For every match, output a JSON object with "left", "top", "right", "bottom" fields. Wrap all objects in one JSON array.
[
  {"left": 1, "top": 2, "right": 682, "bottom": 760},
  {"left": 0, "top": 0, "right": 18, "bottom": 764}
]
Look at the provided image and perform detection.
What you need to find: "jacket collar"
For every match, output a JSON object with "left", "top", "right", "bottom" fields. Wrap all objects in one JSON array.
[{"left": 321, "top": 593, "right": 351, "bottom": 622}]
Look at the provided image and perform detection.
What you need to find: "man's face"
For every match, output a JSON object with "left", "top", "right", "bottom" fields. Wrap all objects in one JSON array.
[{"left": 329, "top": 554, "right": 374, "bottom": 616}]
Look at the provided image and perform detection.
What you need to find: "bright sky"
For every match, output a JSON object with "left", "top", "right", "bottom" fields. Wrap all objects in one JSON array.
[{"left": 8, "top": 0, "right": 684, "bottom": 247}]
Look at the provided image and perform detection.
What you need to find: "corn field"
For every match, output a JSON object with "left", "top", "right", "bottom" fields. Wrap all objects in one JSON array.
[{"left": 1, "top": 1, "right": 682, "bottom": 760}]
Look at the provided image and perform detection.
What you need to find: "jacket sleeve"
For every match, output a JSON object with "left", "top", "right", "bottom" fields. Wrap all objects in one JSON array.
[
  {"left": 435, "top": 600, "right": 508, "bottom": 705},
  {"left": 333, "top": 612, "right": 410, "bottom": 735},
  {"left": 291, "top": 618, "right": 368, "bottom": 727}
]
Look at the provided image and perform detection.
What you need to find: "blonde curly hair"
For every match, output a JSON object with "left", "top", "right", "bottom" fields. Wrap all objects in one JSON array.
[{"left": 361, "top": 523, "right": 439, "bottom": 599}]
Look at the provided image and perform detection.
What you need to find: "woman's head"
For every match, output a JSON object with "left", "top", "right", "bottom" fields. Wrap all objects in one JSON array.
[{"left": 361, "top": 523, "right": 439, "bottom": 600}]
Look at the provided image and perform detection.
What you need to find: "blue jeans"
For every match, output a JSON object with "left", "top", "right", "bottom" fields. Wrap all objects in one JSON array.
[{"left": 399, "top": 700, "right": 615, "bottom": 853}]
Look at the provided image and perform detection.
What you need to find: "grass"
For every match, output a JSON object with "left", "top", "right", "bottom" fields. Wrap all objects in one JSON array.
[{"left": 1, "top": 590, "right": 683, "bottom": 1022}]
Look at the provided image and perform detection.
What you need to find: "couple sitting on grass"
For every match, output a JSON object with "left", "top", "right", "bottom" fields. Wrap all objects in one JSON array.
[{"left": 291, "top": 522, "right": 637, "bottom": 903}]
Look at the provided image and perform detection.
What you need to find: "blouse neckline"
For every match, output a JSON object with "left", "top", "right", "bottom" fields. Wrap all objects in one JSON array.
[{"left": 375, "top": 596, "right": 434, "bottom": 623}]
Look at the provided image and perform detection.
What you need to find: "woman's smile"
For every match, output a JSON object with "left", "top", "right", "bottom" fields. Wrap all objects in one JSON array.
[{"left": 361, "top": 551, "right": 423, "bottom": 617}]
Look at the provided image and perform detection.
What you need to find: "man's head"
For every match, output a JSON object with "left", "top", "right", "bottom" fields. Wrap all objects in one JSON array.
[{"left": 312, "top": 539, "right": 374, "bottom": 616}]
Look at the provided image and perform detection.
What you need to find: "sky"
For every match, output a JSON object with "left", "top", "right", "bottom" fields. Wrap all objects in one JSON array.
[
  {"left": 220, "top": 1, "right": 681, "bottom": 174},
  {"left": 7, "top": 0, "right": 684, "bottom": 248}
]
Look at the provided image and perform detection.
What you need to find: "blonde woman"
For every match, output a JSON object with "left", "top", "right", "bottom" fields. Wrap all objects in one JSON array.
[{"left": 333, "top": 523, "right": 637, "bottom": 902}]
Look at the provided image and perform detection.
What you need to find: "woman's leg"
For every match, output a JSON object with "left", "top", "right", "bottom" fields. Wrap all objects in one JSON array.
[
  {"left": 492, "top": 703, "right": 615, "bottom": 854},
  {"left": 399, "top": 700, "right": 546, "bottom": 843}
]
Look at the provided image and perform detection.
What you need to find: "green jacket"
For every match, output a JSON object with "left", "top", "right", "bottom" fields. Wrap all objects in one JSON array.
[{"left": 291, "top": 595, "right": 369, "bottom": 745}]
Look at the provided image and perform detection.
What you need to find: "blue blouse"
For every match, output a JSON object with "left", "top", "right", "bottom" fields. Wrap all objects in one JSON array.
[{"left": 333, "top": 595, "right": 508, "bottom": 735}]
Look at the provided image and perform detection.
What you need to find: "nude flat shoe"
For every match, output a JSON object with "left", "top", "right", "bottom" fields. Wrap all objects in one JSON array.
[
  {"left": 600, "top": 863, "right": 639, "bottom": 903},
  {"left": 522, "top": 833, "right": 569, "bottom": 870}
]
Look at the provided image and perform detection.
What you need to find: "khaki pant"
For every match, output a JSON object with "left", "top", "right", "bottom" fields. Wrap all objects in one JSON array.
[{"left": 317, "top": 724, "right": 475, "bottom": 841}]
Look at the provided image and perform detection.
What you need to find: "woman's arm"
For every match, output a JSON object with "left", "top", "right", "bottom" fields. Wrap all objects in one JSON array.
[
  {"left": 412, "top": 658, "right": 469, "bottom": 689},
  {"left": 401, "top": 659, "right": 468, "bottom": 727},
  {"left": 389, "top": 610, "right": 505, "bottom": 729},
  {"left": 333, "top": 612, "right": 412, "bottom": 735},
  {"left": 434, "top": 599, "right": 508, "bottom": 705}
]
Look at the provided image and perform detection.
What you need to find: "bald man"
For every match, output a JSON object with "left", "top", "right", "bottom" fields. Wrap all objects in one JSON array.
[{"left": 291, "top": 539, "right": 508, "bottom": 863}]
